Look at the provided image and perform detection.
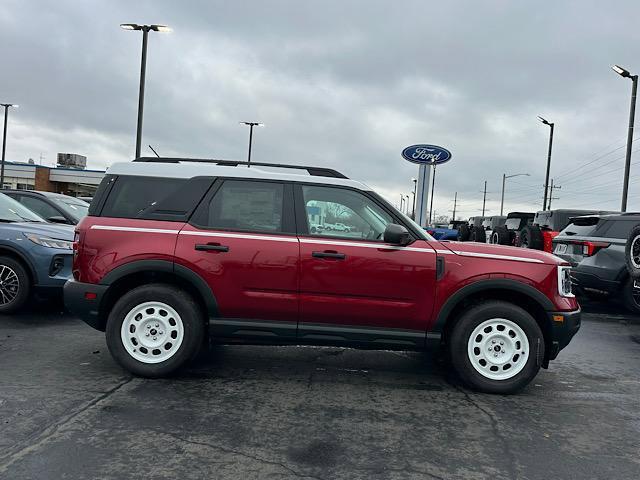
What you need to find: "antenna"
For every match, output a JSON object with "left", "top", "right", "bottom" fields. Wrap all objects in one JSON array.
[{"left": 148, "top": 145, "right": 160, "bottom": 158}]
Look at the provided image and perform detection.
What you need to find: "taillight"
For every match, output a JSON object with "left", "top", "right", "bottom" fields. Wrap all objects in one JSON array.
[
  {"left": 580, "top": 241, "right": 610, "bottom": 256},
  {"left": 427, "top": 229, "right": 435, "bottom": 236}
]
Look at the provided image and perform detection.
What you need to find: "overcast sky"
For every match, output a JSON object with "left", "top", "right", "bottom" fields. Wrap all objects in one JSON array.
[{"left": 1, "top": 0, "right": 640, "bottom": 217}]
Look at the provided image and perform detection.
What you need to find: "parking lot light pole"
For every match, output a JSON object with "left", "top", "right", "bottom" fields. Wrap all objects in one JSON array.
[
  {"left": 538, "top": 116, "right": 554, "bottom": 211},
  {"left": 612, "top": 64, "right": 638, "bottom": 212},
  {"left": 239, "top": 122, "right": 264, "bottom": 166},
  {"left": 120, "top": 23, "right": 172, "bottom": 159},
  {"left": 1, "top": 103, "right": 18, "bottom": 189},
  {"left": 500, "top": 172, "right": 529, "bottom": 215}
]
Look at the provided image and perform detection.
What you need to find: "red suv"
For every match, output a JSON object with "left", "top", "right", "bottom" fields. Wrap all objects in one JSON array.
[{"left": 64, "top": 158, "right": 580, "bottom": 394}]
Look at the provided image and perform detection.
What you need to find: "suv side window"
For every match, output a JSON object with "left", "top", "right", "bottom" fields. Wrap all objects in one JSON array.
[
  {"left": 203, "top": 180, "right": 285, "bottom": 233},
  {"left": 603, "top": 219, "right": 637, "bottom": 239},
  {"left": 19, "top": 196, "right": 60, "bottom": 220},
  {"left": 300, "top": 185, "right": 393, "bottom": 241},
  {"left": 101, "top": 176, "right": 186, "bottom": 218}
]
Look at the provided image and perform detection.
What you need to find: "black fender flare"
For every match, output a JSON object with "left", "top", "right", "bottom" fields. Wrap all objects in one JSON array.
[
  {"left": 100, "top": 260, "right": 218, "bottom": 317},
  {"left": 432, "top": 279, "right": 555, "bottom": 333}
]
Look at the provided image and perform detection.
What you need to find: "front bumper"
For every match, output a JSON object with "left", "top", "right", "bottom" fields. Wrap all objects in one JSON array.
[
  {"left": 546, "top": 308, "right": 581, "bottom": 361},
  {"left": 63, "top": 280, "right": 109, "bottom": 331}
]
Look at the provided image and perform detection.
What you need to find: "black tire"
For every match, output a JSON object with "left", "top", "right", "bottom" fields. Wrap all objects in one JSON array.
[
  {"left": 470, "top": 225, "right": 486, "bottom": 243},
  {"left": 0, "top": 256, "right": 30, "bottom": 314},
  {"left": 624, "top": 225, "right": 640, "bottom": 279},
  {"left": 449, "top": 301, "right": 544, "bottom": 394},
  {"left": 519, "top": 225, "right": 544, "bottom": 250},
  {"left": 621, "top": 278, "right": 640, "bottom": 314},
  {"left": 105, "top": 284, "right": 205, "bottom": 377},
  {"left": 457, "top": 224, "right": 470, "bottom": 241},
  {"left": 492, "top": 226, "right": 512, "bottom": 245}
]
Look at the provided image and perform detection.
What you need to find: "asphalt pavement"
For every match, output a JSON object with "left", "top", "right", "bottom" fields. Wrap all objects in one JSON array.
[{"left": 0, "top": 301, "right": 639, "bottom": 480}]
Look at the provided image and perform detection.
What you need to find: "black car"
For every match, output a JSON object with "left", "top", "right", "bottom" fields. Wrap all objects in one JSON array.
[
  {"left": 3, "top": 190, "right": 89, "bottom": 225},
  {"left": 457, "top": 216, "right": 486, "bottom": 242},
  {"left": 492, "top": 212, "right": 534, "bottom": 246},
  {"left": 552, "top": 213, "right": 640, "bottom": 312}
]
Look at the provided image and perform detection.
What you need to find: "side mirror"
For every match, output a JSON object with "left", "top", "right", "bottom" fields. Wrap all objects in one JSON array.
[
  {"left": 47, "top": 216, "right": 69, "bottom": 224},
  {"left": 384, "top": 224, "right": 410, "bottom": 245}
]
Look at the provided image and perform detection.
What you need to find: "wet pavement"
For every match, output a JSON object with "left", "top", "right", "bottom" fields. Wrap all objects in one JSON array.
[{"left": 0, "top": 302, "right": 639, "bottom": 480}]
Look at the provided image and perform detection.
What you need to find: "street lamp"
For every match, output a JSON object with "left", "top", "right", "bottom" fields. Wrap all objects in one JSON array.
[
  {"left": 120, "top": 23, "right": 172, "bottom": 159},
  {"left": 239, "top": 121, "right": 264, "bottom": 166},
  {"left": 1, "top": 103, "right": 19, "bottom": 189},
  {"left": 500, "top": 173, "right": 529, "bottom": 215},
  {"left": 538, "top": 115, "right": 554, "bottom": 210},
  {"left": 404, "top": 195, "right": 410, "bottom": 215},
  {"left": 611, "top": 64, "right": 638, "bottom": 212},
  {"left": 411, "top": 178, "right": 417, "bottom": 219}
]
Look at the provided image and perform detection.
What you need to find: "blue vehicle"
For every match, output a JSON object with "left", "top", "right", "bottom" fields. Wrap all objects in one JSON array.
[
  {"left": 426, "top": 220, "right": 467, "bottom": 240},
  {"left": 0, "top": 193, "right": 74, "bottom": 313}
]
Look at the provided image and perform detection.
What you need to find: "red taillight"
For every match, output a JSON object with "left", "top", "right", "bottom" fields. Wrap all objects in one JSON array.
[
  {"left": 580, "top": 241, "right": 610, "bottom": 256},
  {"left": 427, "top": 229, "right": 435, "bottom": 235},
  {"left": 84, "top": 292, "right": 97, "bottom": 300}
]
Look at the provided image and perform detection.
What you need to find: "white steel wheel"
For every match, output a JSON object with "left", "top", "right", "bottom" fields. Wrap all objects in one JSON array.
[
  {"left": 467, "top": 318, "right": 530, "bottom": 381},
  {"left": 120, "top": 301, "right": 184, "bottom": 364},
  {"left": 630, "top": 235, "right": 640, "bottom": 269}
]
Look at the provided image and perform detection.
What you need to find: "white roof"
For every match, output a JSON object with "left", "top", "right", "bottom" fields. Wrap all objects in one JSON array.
[{"left": 107, "top": 160, "right": 370, "bottom": 190}]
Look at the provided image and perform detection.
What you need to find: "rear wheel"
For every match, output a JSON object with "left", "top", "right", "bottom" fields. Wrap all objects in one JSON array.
[
  {"left": 457, "top": 224, "right": 470, "bottom": 241},
  {"left": 492, "top": 226, "right": 512, "bottom": 245},
  {"left": 449, "top": 301, "right": 544, "bottom": 394},
  {"left": 106, "top": 284, "right": 204, "bottom": 377},
  {"left": 519, "top": 225, "right": 544, "bottom": 250},
  {"left": 470, "top": 225, "right": 486, "bottom": 243},
  {"left": 624, "top": 225, "right": 640, "bottom": 279},
  {"left": 0, "top": 256, "right": 30, "bottom": 314}
]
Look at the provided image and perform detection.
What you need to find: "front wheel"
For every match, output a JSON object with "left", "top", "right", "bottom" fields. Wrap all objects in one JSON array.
[
  {"left": 449, "top": 301, "right": 544, "bottom": 394},
  {"left": 0, "top": 256, "right": 30, "bottom": 314},
  {"left": 105, "top": 284, "right": 204, "bottom": 377}
]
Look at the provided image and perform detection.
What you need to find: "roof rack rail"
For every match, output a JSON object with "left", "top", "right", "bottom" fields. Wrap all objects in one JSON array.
[{"left": 133, "top": 157, "right": 348, "bottom": 179}]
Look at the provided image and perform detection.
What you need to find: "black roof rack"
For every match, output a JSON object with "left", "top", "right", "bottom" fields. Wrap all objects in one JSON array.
[{"left": 132, "top": 157, "right": 348, "bottom": 179}]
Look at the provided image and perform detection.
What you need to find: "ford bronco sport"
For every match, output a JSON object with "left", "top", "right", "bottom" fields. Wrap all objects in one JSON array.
[{"left": 64, "top": 158, "right": 580, "bottom": 394}]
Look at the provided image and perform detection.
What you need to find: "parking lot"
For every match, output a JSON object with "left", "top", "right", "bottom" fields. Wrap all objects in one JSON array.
[{"left": 0, "top": 301, "right": 638, "bottom": 480}]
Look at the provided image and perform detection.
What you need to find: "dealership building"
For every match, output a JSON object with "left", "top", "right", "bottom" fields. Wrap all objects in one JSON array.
[{"left": 1, "top": 154, "right": 106, "bottom": 197}]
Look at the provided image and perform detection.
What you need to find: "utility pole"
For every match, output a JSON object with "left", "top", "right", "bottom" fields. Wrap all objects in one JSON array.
[
  {"left": 548, "top": 179, "right": 561, "bottom": 209},
  {"left": 452, "top": 192, "right": 458, "bottom": 220},
  {"left": 538, "top": 116, "right": 555, "bottom": 210},
  {"left": 482, "top": 180, "right": 487, "bottom": 216}
]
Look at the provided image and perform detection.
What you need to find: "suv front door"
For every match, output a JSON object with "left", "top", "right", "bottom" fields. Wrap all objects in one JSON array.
[
  {"left": 295, "top": 184, "right": 437, "bottom": 347},
  {"left": 175, "top": 179, "right": 299, "bottom": 339}
]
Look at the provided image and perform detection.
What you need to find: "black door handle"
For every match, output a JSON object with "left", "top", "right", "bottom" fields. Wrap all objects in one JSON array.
[
  {"left": 195, "top": 243, "right": 229, "bottom": 252},
  {"left": 312, "top": 251, "right": 346, "bottom": 260}
]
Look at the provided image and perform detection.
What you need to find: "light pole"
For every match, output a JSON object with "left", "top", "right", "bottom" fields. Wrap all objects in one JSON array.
[
  {"left": 239, "top": 121, "right": 264, "bottom": 166},
  {"left": 120, "top": 23, "right": 172, "bottom": 159},
  {"left": 1, "top": 103, "right": 18, "bottom": 189},
  {"left": 500, "top": 173, "right": 529, "bottom": 215},
  {"left": 404, "top": 195, "right": 410, "bottom": 215},
  {"left": 612, "top": 64, "right": 638, "bottom": 212},
  {"left": 411, "top": 178, "right": 417, "bottom": 219},
  {"left": 538, "top": 116, "right": 554, "bottom": 211}
]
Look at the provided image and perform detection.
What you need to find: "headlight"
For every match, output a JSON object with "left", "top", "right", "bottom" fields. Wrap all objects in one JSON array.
[
  {"left": 557, "top": 265, "right": 574, "bottom": 297},
  {"left": 24, "top": 233, "right": 73, "bottom": 250}
]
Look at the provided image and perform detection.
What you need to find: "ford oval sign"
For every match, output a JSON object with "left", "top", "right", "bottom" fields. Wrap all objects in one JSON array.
[{"left": 402, "top": 145, "right": 452, "bottom": 165}]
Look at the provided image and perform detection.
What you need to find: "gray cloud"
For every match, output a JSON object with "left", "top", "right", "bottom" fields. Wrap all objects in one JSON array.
[{"left": 1, "top": 0, "right": 639, "bottom": 216}]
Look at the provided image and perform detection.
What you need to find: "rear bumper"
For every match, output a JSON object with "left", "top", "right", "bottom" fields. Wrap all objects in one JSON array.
[
  {"left": 546, "top": 308, "right": 581, "bottom": 361},
  {"left": 571, "top": 270, "right": 621, "bottom": 294},
  {"left": 63, "top": 280, "right": 109, "bottom": 331}
]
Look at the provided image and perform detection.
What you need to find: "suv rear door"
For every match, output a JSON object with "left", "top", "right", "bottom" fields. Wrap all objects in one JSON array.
[
  {"left": 175, "top": 178, "right": 299, "bottom": 338},
  {"left": 294, "top": 184, "right": 437, "bottom": 347}
]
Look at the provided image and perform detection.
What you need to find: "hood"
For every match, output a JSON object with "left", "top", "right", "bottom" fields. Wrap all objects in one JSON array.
[
  {"left": 438, "top": 240, "right": 565, "bottom": 265},
  {"left": 0, "top": 222, "right": 75, "bottom": 241}
]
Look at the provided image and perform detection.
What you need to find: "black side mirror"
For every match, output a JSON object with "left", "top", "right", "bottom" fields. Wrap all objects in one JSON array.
[
  {"left": 47, "top": 216, "right": 69, "bottom": 224},
  {"left": 384, "top": 224, "right": 410, "bottom": 245}
]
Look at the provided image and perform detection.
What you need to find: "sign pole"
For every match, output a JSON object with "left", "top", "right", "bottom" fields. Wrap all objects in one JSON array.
[{"left": 415, "top": 164, "right": 430, "bottom": 227}]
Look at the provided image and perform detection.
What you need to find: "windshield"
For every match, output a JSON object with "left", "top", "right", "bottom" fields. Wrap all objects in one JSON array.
[
  {"left": 50, "top": 196, "right": 90, "bottom": 221},
  {"left": 0, "top": 193, "right": 46, "bottom": 223}
]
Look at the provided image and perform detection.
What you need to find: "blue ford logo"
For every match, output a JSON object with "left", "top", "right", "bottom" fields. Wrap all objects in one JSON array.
[{"left": 402, "top": 145, "right": 452, "bottom": 165}]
